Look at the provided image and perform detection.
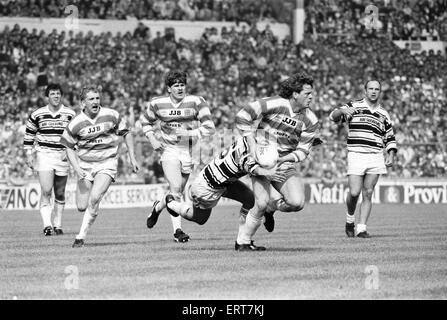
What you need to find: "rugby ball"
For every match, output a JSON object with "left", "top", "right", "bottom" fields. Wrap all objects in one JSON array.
[{"left": 255, "top": 141, "right": 278, "bottom": 169}]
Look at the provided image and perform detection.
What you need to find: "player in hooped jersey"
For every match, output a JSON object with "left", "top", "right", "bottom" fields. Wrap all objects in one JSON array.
[
  {"left": 141, "top": 71, "right": 216, "bottom": 243},
  {"left": 24, "top": 83, "right": 75, "bottom": 236},
  {"left": 329, "top": 80, "right": 397, "bottom": 238},
  {"left": 165, "top": 136, "right": 291, "bottom": 251},
  {"left": 235, "top": 73, "right": 320, "bottom": 249},
  {"left": 60, "top": 86, "right": 139, "bottom": 248}
]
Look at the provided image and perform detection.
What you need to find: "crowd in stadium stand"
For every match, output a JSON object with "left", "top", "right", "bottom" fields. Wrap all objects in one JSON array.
[
  {"left": 0, "top": 0, "right": 288, "bottom": 23},
  {"left": 0, "top": 2, "right": 446, "bottom": 183},
  {"left": 305, "top": 0, "right": 447, "bottom": 41}
]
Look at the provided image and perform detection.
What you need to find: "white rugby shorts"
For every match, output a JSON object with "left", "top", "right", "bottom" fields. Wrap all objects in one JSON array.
[
  {"left": 79, "top": 157, "right": 118, "bottom": 182},
  {"left": 160, "top": 144, "right": 194, "bottom": 174},
  {"left": 190, "top": 174, "right": 226, "bottom": 210},
  {"left": 347, "top": 152, "right": 387, "bottom": 176},
  {"left": 35, "top": 150, "right": 70, "bottom": 176}
]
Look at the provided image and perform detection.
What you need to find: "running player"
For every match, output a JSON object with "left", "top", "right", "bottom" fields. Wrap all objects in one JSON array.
[
  {"left": 329, "top": 80, "right": 396, "bottom": 238},
  {"left": 24, "top": 83, "right": 75, "bottom": 236},
  {"left": 59, "top": 85, "right": 139, "bottom": 248},
  {"left": 141, "top": 71, "right": 216, "bottom": 243},
  {"left": 234, "top": 72, "right": 320, "bottom": 249},
  {"left": 165, "top": 136, "right": 292, "bottom": 251}
]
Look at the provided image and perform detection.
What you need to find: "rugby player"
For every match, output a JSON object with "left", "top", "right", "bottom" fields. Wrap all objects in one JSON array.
[
  {"left": 329, "top": 80, "right": 396, "bottom": 238},
  {"left": 165, "top": 136, "right": 292, "bottom": 251},
  {"left": 234, "top": 72, "right": 320, "bottom": 247},
  {"left": 59, "top": 85, "right": 139, "bottom": 248},
  {"left": 141, "top": 71, "right": 216, "bottom": 243},
  {"left": 24, "top": 83, "right": 75, "bottom": 236}
]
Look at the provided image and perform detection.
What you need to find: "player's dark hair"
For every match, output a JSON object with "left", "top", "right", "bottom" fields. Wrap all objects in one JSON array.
[
  {"left": 45, "top": 83, "right": 63, "bottom": 97},
  {"left": 165, "top": 71, "right": 187, "bottom": 88},
  {"left": 364, "top": 79, "right": 382, "bottom": 91},
  {"left": 80, "top": 85, "right": 100, "bottom": 101},
  {"left": 279, "top": 73, "right": 314, "bottom": 99}
]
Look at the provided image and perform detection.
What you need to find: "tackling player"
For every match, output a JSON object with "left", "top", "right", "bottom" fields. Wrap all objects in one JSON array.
[
  {"left": 165, "top": 136, "right": 292, "bottom": 251},
  {"left": 24, "top": 83, "right": 75, "bottom": 236},
  {"left": 234, "top": 72, "right": 320, "bottom": 248},
  {"left": 60, "top": 86, "right": 139, "bottom": 248},
  {"left": 329, "top": 80, "right": 396, "bottom": 238},
  {"left": 141, "top": 71, "right": 216, "bottom": 243}
]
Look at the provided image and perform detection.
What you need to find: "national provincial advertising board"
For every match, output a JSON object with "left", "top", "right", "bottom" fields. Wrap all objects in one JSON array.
[{"left": 1, "top": 180, "right": 447, "bottom": 210}]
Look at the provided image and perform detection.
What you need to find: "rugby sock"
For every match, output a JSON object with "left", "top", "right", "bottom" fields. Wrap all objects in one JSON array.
[
  {"left": 53, "top": 201, "right": 65, "bottom": 228},
  {"left": 40, "top": 205, "right": 53, "bottom": 228},
  {"left": 76, "top": 208, "right": 98, "bottom": 240},
  {"left": 237, "top": 211, "right": 262, "bottom": 245},
  {"left": 170, "top": 215, "right": 182, "bottom": 232},
  {"left": 346, "top": 212, "right": 355, "bottom": 224},
  {"left": 356, "top": 224, "right": 367, "bottom": 234}
]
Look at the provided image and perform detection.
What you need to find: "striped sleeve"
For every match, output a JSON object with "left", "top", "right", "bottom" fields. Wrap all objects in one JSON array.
[
  {"left": 59, "top": 124, "right": 78, "bottom": 150},
  {"left": 383, "top": 116, "right": 397, "bottom": 153},
  {"left": 140, "top": 101, "right": 158, "bottom": 137},
  {"left": 23, "top": 112, "right": 38, "bottom": 150},
  {"left": 292, "top": 109, "right": 320, "bottom": 162},
  {"left": 235, "top": 100, "right": 265, "bottom": 136},
  {"left": 197, "top": 97, "right": 215, "bottom": 138}
]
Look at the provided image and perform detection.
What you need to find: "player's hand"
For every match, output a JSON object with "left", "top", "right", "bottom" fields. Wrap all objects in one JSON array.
[
  {"left": 130, "top": 159, "right": 140, "bottom": 173},
  {"left": 75, "top": 168, "right": 88, "bottom": 179},
  {"left": 342, "top": 107, "right": 357, "bottom": 120},
  {"left": 262, "top": 165, "right": 289, "bottom": 183},
  {"left": 385, "top": 154, "right": 394, "bottom": 167},
  {"left": 150, "top": 139, "right": 163, "bottom": 152},
  {"left": 25, "top": 154, "right": 34, "bottom": 170}
]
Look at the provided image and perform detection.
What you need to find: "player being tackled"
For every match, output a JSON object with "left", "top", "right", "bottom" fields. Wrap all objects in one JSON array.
[{"left": 165, "top": 136, "right": 293, "bottom": 251}]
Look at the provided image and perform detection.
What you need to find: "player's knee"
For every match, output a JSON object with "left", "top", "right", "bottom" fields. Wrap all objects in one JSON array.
[
  {"left": 286, "top": 198, "right": 305, "bottom": 212},
  {"left": 255, "top": 198, "right": 269, "bottom": 212},
  {"left": 362, "top": 188, "right": 374, "bottom": 200},
  {"left": 349, "top": 189, "right": 361, "bottom": 198}
]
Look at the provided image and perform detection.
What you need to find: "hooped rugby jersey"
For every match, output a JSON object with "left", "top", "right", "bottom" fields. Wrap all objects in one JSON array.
[
  {"left": 23, "top": 105, "right": 75, "bottom": 152},
  {"left": 201, "top": 136, "right": 258, "bottom": 189},
  {"left": 329, "top": 99, "right": 397, "bottom": 154},
  {"left": 59, "top": 107, "right": 129, "bottom": 162},
  {"left": 235, "top": 96, "right": 319, "bottom": 162},
  {"left": 140, "top": 95, "right": 215, "bottom": 146}
]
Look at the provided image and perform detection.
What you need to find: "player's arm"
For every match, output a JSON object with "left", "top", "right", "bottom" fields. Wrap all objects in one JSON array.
[
  {"left": 23, "top": 112, "right": 38, "bottom": 169},
  {"left": 59, "top": 127, "right": 86, "bottom": 178},
  {"left": 141, "top": 101, "right": 163, "bottom": 151},
  {"left": 235, "top": 100, "right": 265, "bottom": 155},
  {"left": 279, "top": 110, "right": 320, "bottom": 165},
  {"left": 243, "top": 153, "right": 288, "bottom": 183},
  {"left": 117, "top": 116, "right": 140, "bottom": 173},
  {"left": 384, "top": 116, "right": 398, "bottom": 167},
  {"left": 179, "top": 97, "right": 216, "bottom": 138},
  {"left": 329, "top": 102, "right": 357, "bottom": 122}
]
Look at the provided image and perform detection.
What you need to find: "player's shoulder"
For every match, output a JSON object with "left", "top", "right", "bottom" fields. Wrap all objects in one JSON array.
[
  {"left": 347, "top": 98, "right": 365, "bottom": 108},
  {"left": 185, "top": 94, "right": 207, "bottom": 104},
  {"left": 303, "top": 107, "right": 319, "bottom": 124},
  {"left": 377, "top": 105, "right": 392, "bottom": 120},
  {"left": 150, "top": 95, "right": 169, "bottom": 104},
  {"left": 60, "top": 105, "right": 76, "bottom": 116},
  {"left": 100, "top": 107, "right": 120, "bottom": 118},
  {"left": 29, "top": 105, "right": 48, "bottom": 117}
]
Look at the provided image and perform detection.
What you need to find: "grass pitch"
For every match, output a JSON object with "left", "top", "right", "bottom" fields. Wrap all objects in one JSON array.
[{"left": 1, "top": 204, "right": 446, "bottom": 300}]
